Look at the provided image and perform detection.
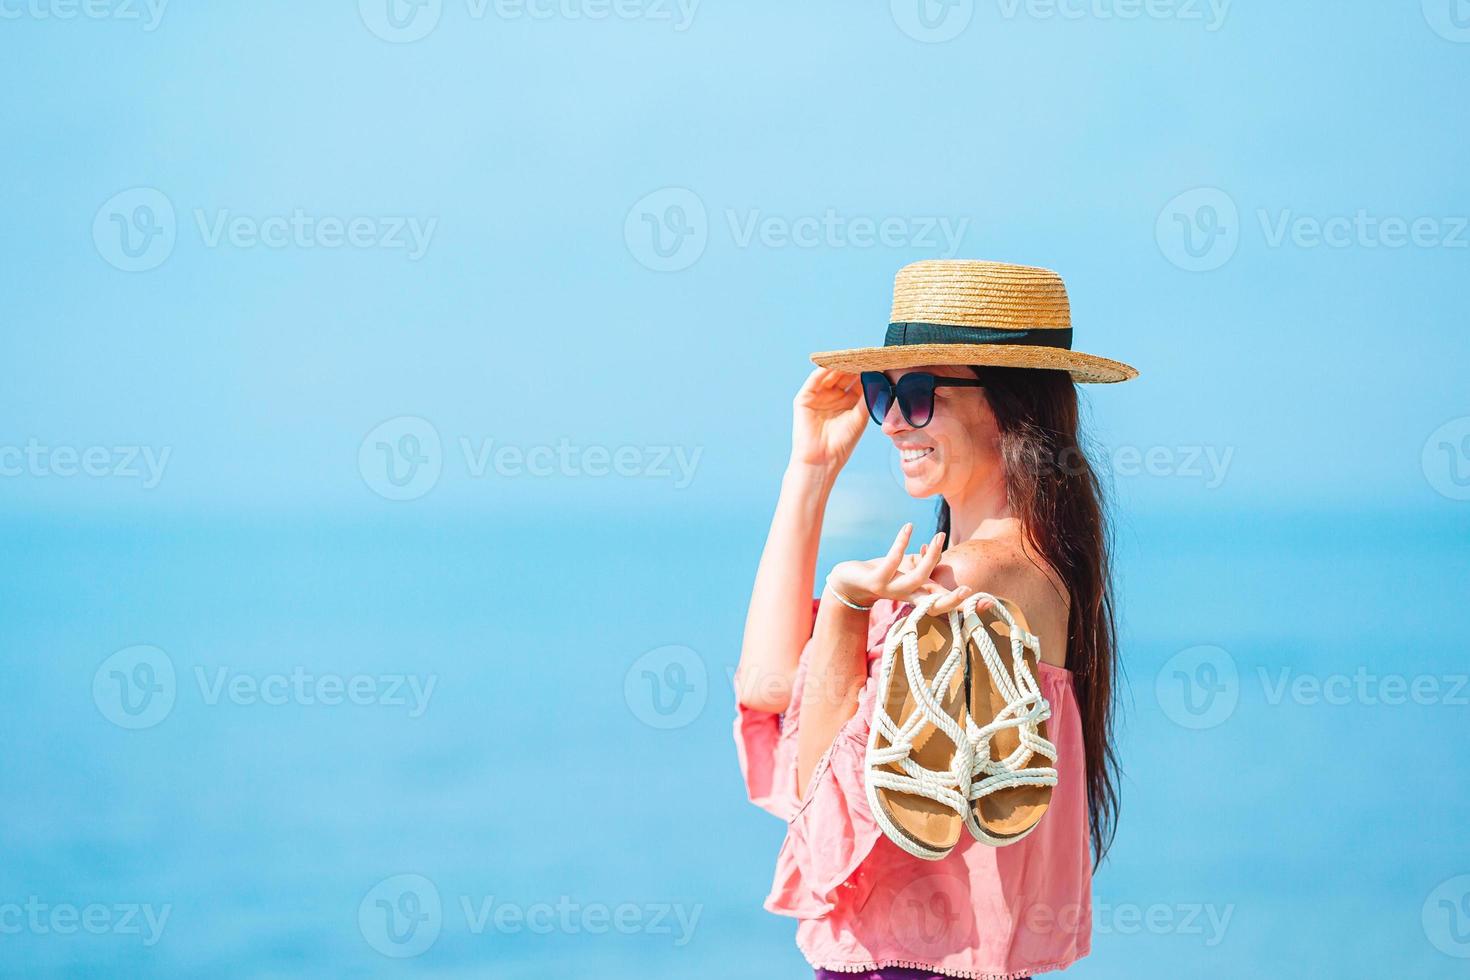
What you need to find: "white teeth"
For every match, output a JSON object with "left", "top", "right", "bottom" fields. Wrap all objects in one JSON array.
[{"left": 899, "top": 448, "right": 934, "bottom": 462}]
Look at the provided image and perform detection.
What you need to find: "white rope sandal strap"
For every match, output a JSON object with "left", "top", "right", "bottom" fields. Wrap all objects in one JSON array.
[
  {"left": 870, "top": 596, "right": 972, "bottom": 791},
  {"left": 863, "top": 595, "right": 977, "bottom": 857},
  {"left": 957, "top": 593, "right": 1058, "bottom": 820}
]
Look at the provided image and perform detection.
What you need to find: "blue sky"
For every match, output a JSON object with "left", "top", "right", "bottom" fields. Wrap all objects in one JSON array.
[{"left": 2, "top": 2, "right": 1467, "bottom": 519}]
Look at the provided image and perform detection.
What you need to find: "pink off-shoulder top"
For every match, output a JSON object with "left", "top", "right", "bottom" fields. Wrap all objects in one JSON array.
[{"left": 734, "top": 596, "right": 1092, "bottom": 979}]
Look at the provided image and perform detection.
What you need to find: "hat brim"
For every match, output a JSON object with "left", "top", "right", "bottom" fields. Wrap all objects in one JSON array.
[{"left": 809, "top": 343, "right": 1138, "bottom": 384}]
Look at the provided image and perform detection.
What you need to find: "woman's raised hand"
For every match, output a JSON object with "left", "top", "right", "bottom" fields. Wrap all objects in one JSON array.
[
  {"left": 791, "top": 366, "right": 868, "bottom": 472},
  {"left": 826, "top": 524, "right": 980, "bottom": 614}
]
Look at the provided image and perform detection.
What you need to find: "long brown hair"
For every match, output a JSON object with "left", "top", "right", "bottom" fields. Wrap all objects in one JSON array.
[{"left": 936, "top": 365, "right": 1121, "bottom": 866}]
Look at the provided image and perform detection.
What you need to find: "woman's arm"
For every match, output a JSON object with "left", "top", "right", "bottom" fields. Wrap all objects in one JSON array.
[
  {"left": 795, "top": 526, "right": 972, "bottom": 798},
  {"left": 733, "top": 461, "right": 840, "bottom": 714},
  {"left": 792, "top": 591, "right": 872, "bottom": 798},
  {"left": 736, "top": 367, "right": 869, "bottom": 714}
]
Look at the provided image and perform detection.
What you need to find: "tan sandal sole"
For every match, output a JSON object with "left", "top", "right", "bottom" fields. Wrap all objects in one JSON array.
[
  {"left": 870, "top": 611, "right": 967, "bottom": 855},
  {"left": 966, "top": 597, "right": 1053, "bottom": 838}
]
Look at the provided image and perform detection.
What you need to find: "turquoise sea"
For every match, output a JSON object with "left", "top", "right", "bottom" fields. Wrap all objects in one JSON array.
[{"left": 3, "top": 505, "right": 1466, "bottom": 977}]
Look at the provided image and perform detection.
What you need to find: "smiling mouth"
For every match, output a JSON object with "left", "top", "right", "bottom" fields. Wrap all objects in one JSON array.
[{"left": 899, "top": 447, "right": 934, "bottom": 463}]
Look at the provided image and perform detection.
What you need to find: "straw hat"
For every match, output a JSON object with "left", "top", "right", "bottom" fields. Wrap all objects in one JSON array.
[{"left": 810, "top": 260, "right": 1138, "bottom": 383}]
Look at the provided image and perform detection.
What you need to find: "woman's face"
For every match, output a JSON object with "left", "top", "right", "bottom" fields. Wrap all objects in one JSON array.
[{"left": 880, "top": 364, "right": 1001, "bottom": 500}]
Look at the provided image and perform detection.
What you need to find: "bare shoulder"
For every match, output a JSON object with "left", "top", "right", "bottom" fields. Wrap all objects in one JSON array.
[
  {"left": 935, "top": 536, "right": 1071, "bottom": 667},
  {"left": 936, "top": 536, "right": 1062, "bottom": 606}
]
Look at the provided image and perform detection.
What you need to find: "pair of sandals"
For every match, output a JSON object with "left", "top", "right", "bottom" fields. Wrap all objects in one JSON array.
[{"left": 864, "top": 591, "right": 1057, "bottom": 860}]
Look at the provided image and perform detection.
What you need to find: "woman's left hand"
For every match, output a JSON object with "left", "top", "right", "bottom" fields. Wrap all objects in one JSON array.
[{"left": 826, "top": 523, "right": 979, "bottom": 614}]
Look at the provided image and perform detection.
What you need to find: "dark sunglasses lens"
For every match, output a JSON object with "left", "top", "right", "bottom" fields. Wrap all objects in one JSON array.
[
  {"left": 896, "top": 374, "right": 935, "bottom": 427},
  {"left": 860, "top": 372, "right": 892, "bottom": 425}
]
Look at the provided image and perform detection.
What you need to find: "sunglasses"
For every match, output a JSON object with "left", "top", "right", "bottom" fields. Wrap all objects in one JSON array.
[{"left": 860, "top": 371, "right": 984, "bottom": 428}]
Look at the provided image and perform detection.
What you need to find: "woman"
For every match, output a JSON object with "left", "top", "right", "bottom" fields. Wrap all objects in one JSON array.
[{"left": 733, "top": 260, "right": 1136, "bottom": 978}]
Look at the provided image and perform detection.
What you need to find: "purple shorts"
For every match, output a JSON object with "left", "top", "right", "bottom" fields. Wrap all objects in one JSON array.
[{"left": 814, "top": 971, "right": 1029, "bottom": 980}]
